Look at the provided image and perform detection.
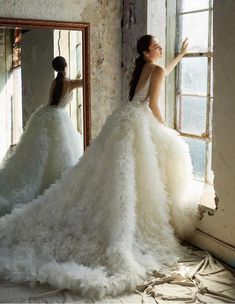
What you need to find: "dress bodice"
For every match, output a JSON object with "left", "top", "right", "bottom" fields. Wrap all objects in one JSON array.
[
  {"left": 132, "top": 71, "right": 153, "bottom": 105},
  {"left": 49, "top": 82, "right": 73, "bottom": 108}
]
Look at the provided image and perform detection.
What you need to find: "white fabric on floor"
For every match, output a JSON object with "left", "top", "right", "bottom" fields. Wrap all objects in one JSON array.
[{"left": 0, "top": 250, "right": 234, "bottom": 303}]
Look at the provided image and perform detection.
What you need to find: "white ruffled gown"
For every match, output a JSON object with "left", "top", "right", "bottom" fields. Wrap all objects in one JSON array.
[
  {"left": 0, "top": 76, "right": 200, "bottom": 299},
  {"left": 0, "top": 86, "right": 82, "bottom": 216}
]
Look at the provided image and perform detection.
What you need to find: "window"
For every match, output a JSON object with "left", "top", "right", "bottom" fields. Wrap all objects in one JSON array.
[
  {"left": 166, "top": 0, "right": 215, "bottom": 208},
  {"left": 0, "top": 28, "right": 23, "bottom": 162},
  {"left": 167, "top": 0, "right": 214, "bottom": 185}
]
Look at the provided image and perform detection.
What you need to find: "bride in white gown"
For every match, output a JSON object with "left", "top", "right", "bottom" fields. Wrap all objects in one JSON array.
[
  {"left": 0, "top": 56, "right": 83, "bottom": 216},
  {"left": 0, "top": 36, "right": 200, "bottom": 299}
]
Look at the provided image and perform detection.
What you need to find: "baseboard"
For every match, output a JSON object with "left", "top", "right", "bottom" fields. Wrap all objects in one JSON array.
[{"left": 188, "top": 228, "right": 235, "bottom": 268}]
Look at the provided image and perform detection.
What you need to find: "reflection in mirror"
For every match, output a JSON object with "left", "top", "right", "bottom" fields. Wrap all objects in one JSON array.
[
  {"left": 0, "top": 23, "right": 90, "bottom": 216},
  {"left": 0, "top": 27, "right": 84, "bottom": 156}
]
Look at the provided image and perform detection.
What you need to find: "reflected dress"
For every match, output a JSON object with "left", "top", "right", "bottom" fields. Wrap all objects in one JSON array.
[{"left": 0, "top": 84, "right": 82, "bottom": 216}]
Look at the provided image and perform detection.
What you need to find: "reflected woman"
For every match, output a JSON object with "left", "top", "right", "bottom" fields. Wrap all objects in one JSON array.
[{"left": 0, "top": 56, "right": 83, "bottom": 216}]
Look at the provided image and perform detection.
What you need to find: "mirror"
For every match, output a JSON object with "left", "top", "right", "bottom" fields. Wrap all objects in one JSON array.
[
  {"left": 0, "top": 18, "right": 91, "bottom": 163},
  {"left": 0, "top": 18, "right": 91, "bottom": 215}
]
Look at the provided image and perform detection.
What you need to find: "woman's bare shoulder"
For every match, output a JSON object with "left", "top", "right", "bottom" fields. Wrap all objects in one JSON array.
[
  {"left": 152, "top": 64, "right": 165, "bottom": 72},
  {"left": 151, "top": 65, "right": 166, "bottom": 78}
]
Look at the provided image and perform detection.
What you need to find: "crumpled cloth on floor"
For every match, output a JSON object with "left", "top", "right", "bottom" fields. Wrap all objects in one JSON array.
[
  {"left": 0, "top": 250, "right": 234, "bottom": 303},
  {"left": 136, "top": 250, "right": 235, "bottom": 303}
]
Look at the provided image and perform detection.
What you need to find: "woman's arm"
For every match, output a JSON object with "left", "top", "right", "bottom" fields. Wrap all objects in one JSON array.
[
  {"left": 149, "top": 66, "right": 166, "bottom": 125},
  {"left": 69, "top": 79, "right": 83, "bottom": 90},
  {"left": 69, "top": 71, "right": 83, "bottom": 90},
  {"left": 165, "top": 38, "right": 188, "bottom": 76}
]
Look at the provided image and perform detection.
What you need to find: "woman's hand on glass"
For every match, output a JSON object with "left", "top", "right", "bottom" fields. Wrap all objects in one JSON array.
[
  {"left": 180, "top": 37, "right": 189, "bottom": 56},
  {"left": 76, "top": 71, "right": 82, "bottom": 79},
  {"left": 165, "top": 38, "right": 189, "bottom": 76}
]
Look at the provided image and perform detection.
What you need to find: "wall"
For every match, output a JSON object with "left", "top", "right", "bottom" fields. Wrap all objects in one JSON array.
[
  {"left": 21, "top": 29, "right": 54, "bottom": 126},
  {"left": 0, "top": 0, "right": 123, "bottom": 138},
  {"left": 121, "top": 0, "right": 147, "bottom": 102},
  {"left": 191, "top": 0, "right": 235, "bottom": 267}
]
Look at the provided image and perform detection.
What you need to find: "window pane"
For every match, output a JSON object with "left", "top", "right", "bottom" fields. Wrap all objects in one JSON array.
[
  {"left": 181, "top": 0, "right": 209, "bottom": 12},
  {"left": 177, "top": 96, "right": 207, "bottom": 135},
  {"left": 180, "top": 57, "right": 208, "bottom": 95},
  {"left": 178, "top": 11, "right": 209, "bottom": 52},
  {"left": 184, "top": 137, "right": 206, "bottom": 179}
]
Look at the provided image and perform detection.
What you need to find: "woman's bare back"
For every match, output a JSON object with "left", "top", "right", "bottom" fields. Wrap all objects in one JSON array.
[
  {"left": 134, "top": 63, "right": 156, "bottom": 96},
  {"left": 49, "top": 79, "right": 71, "bottom": 101}
]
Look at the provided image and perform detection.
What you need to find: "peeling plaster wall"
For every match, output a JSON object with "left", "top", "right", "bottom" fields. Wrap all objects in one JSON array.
[
  {"left": 192, "top": 0, "right": 235, "bottom": 265},
  {"left": 0, "top": 0, "right": 122, "bottom": 138},
  {"left": 122, "top": 0, "right": 147, "bottom": 102}
]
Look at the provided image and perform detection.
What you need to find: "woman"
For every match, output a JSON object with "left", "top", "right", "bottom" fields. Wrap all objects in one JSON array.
[
  {"left": 0, "top": 56, "right": 83, "bottom": 216},
  {"left": 0, "top": 36, "right": 200, "bottom": 299}
]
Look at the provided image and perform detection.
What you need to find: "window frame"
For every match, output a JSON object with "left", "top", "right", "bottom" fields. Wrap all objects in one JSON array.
[{"left": 166, "top": 0, "right": 214, "bottom": 184}]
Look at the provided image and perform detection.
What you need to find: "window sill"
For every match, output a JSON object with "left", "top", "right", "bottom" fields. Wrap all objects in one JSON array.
[
  {"left": 198, "top": 182, "right": 216, "bottom": 209},
  {"left": 194, "top": 180, "right": 217, "bottom": 218}
]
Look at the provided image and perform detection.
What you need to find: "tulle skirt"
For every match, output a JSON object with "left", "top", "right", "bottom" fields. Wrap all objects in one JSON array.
[
  {"left": 0, "top": 104, "right": 82, "bottom": 216},
  {"left": 0, "top": 101, "right": 200, "bottom": 298}
]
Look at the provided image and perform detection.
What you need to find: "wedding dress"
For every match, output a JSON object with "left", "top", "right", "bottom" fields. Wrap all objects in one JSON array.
[
  {"left": 0, "top": 72, "right": 200, "bottom": 299},
  {"left": 0, "top": 84, "right": 82, "bottom": 216}
]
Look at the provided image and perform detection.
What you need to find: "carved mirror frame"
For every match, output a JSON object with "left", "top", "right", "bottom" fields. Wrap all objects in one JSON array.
[{"left": 0, "top": 17, "right": 91, "bottom": 148}]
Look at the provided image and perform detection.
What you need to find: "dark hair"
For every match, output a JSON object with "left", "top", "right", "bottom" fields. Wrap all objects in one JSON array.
[
  {"left": 50, "top": 56, "right": 67, "bottom": 106},
  {"left": 129, "top": 35, "right": 154, "bottom": 101}
]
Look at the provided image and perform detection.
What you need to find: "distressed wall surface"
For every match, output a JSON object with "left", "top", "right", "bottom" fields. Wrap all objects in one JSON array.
[
  {"left": 0, "top": 0, "right": 122, "bottom": 138},
  {"left": 122, "top": 0, "right": 147, "bottom": 102}
]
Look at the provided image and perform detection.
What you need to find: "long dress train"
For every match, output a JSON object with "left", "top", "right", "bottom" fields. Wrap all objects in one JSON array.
[
  {"left": 0, "top": 86, "right": 82, "bottom": 216},
  {"left": 0, "top": 74, "right": 200, "bottom": 299}
]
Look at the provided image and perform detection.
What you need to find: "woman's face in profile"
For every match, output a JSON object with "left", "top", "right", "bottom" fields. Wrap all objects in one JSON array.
[{"left": 147, "top": 38, "right": 163, "bottom": 60}]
